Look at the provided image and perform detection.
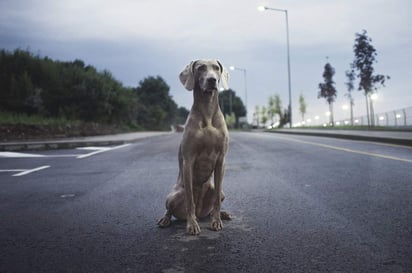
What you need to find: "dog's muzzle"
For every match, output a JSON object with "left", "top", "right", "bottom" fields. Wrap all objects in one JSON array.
[{"left": 204, "top": 77, "right": 218, "bottom": 93}]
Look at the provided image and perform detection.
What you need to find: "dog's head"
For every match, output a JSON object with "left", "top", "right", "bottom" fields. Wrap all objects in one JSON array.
[{"left": 179, "top": 60, "right": 229, "bottom": 93}]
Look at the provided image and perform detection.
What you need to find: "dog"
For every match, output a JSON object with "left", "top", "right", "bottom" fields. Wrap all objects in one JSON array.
[{"left": 158, "top": 59, "right": 231, "bottom": 235}]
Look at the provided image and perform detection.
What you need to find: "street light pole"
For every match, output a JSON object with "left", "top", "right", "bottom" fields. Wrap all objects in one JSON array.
[
  {"left": 229, "top": 66, "right": 248, "bottom": 121},
  {"left": 258, "top": 6, "right": 293, "bottom": 128}
]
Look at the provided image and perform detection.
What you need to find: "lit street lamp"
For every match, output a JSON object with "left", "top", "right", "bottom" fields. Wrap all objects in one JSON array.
[
  {"left": 229, "top": 65, "right": 248, "bottom": 121},
  {"left": 258, "top": 5, "right": 293, "bottom": 128}
]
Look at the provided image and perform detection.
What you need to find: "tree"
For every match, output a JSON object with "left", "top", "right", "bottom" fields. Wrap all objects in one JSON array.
[
  {"left": 0, "top": 48, "right": 187, "bottom": 130},
  {"left": 268, "top": 96, "right": 275, "bottom": 125},
  {"left": 279, "top": 108, "right": 290, "bottom": 128},
  {"left": 218, "top": 89, "right": 246, "bottom": 128},
  {"left": 225, "top": 113, "right": 236, "bottom": 129},
  {"left": 134, "top": 76, "right": 177, "bottom": 130},
  {"left": 318, "top": 62, "right": 337, "bottom": 126},
  {"left": 350, "top": 30, "right": 390, "bottom": 126},
  {"left": 267, "top": 94, "right": 285, "bottom": 128},
  {"left": 345, "top": 70, "right": 356, "bottom": 125},
  {"left": 254, "top": 105, "right": 260, "bottom": 128},
  {"left": 268, "top": 95, "right": 283, "bottom": 125},
  {"left": 298, "top": 94, "right": 307, "bottom": 124},
  {"left": 176, "top": 107, "right": 190, "bottom": 125},
  {"left": 260, "top": 106, "right": 268, "bottom": 127}
]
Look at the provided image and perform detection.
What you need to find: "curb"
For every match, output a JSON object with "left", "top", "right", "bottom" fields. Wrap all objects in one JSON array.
[
  {"left": 0, "top": 140, "right": 127, "bottom": 151},
  {"left": 266, "top": 130, "right": 412, "bottom": 147},
  {"left": 0, "top": 132, "right": 171, "bottom": 151}
]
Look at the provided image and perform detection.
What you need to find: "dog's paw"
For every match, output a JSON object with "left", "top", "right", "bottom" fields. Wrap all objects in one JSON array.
[
  {"left": 209, "top": 217, "right": 223, "bottom": 231},
  {"left": 187, "top": 219, "right": 201, "bottom": 235},
  {"left": 220, "top": 211, "right": 232, "bottom": 220},
  {"left": 157, "top": 216, "right": 171, "bottom": 228}
]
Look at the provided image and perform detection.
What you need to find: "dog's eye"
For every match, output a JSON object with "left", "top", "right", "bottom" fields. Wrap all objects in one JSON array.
[
  {"left": 212, "top": 65, "right": 220, "bottom": 71},
  {"left": 197, "top": 65, "right": 207, "bottom": 71}
]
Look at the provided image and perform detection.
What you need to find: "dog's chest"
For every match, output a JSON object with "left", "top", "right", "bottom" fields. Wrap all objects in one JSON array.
[
  {"left": 194, "top": 125, "right": 227, "bottom": 154},
  {"left": 190, "top": 126, "right": 227, "bottom": 182}
]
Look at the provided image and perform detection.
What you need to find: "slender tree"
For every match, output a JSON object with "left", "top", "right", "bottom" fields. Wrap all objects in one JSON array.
[
  {"left": 260, "top": 106, "right": 268, "bottom": 128},
  {"left": 254, "top": 105, "right": 260, "bottom": 128},
  {"left": 268, "top": 96, "right": 275, "bottom": 125},
  {"left": 345, "top": 70, "right": 355, "bottom": 125},
  {"left": 268, "top": 94, "right": 283, "bottom": 126},
  {"left": 298, "top": 94, "right": 307, "bottom": 125},
  {"left": 318, "top": 62, "right": 337, "bottom": 126},
  {"left": 350, "top": 30, "right": 390, "bottom": 127}
]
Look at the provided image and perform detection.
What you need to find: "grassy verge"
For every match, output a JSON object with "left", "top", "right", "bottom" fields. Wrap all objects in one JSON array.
[
  {"left": 0, "top": 111, "right": 82, "bottom": 126},
  {"left": 0, "top": 111, "right": 140, "bottom": 140}
]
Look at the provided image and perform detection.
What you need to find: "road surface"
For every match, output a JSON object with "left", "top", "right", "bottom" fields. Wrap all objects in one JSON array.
[{"left": 1, "top": 132, "right": 411, "bottom": 273}]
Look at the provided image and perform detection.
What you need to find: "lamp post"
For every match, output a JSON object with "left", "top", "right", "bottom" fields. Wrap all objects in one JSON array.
[
  {"left": 229, "top": 65, "right": 248, "bottom": 121},
  {"left": 258, "top": 5, "right": 292, "bottom": 128}
]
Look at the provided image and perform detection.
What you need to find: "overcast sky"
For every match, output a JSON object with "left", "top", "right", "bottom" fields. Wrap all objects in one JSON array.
[{"left": 1, "top": 0, "right": 411, "bottom": 125}]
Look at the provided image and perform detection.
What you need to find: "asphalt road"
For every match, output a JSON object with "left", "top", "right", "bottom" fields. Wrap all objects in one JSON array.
[{"left": 1, "top": 132, "right": 411, "bottom": 273}]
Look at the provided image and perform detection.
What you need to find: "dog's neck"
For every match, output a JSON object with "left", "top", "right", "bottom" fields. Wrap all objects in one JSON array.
[{"left": 192, "top": 88, "right": 221, "bottom": 128}]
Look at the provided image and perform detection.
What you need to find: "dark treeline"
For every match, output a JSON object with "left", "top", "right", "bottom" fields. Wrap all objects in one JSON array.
[{"left": 0, "top": 49, "right": 188, "bottom": 130}]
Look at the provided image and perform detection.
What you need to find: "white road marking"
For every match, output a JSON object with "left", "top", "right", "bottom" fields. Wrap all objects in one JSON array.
[
  {"left": 0, "top": 144, "right": 131, "bottom": 159},
  {"left": 271, "top": 134, "right": 412, "bottom": 163},
  {"left": 76, "top": 144, "right": 130, "bottom": 159},
  {"left": 0, "top": 144, "right": 130, "bottom": 176},
  {"left": 60, "top": 193, "right": 76, "bottom": 198},
  {"left": 0, "top": 151, "right": 79, "bottom": 158},
  {"left": 0, "top": 169, "right": 25, "bottom": 173},
  {"left": 0, "top": 152, "right": 45, "bottom": 158},
  {"left": 12, "top": 165, "right": 50, "bottom": 177}
]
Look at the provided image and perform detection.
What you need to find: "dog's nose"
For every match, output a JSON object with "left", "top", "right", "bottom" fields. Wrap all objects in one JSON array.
[{"left": 207, "top": 78, "right": 217, "bottom": 85}]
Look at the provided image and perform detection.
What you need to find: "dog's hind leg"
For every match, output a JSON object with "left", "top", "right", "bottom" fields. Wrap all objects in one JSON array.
[
  {"left": 218, "top": 191, "right": 232, "bottom": 220},
  {"left": 158, "top": 188, "right": 186, "bottom": 228},
  {"left": 158, "top": 210, "right": 172, "bottom": 228}
]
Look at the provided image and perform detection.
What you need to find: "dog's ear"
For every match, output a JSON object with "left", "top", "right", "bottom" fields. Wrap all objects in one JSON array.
[
  {"left": 179, "top": 61, "right": 197, "bottom": 91},
  {"left": 217, "top": 60, "right": 229, "bottom": 90}
]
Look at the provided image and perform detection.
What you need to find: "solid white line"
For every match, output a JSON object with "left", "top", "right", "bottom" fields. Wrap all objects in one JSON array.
[
  {"left": 44, "top": 154, "right": 83, "bottom": 158},
  {"left": 12, "top": 165, "right": 50, "bottom": 177},
  {"left": 0, "top": 152, "right": 81, "bottom": 158},
  {"left": 0, "top": 152, "right": 45, "bottom": 158},
  {"left": 0, "top": 169, "right": 26, "bottom": 173},
  {"left": 76, "top": 144, "right": 130, "bottom": 159},
  {"left": 271, "top": 135, "right": 412, "bottom": 164}
]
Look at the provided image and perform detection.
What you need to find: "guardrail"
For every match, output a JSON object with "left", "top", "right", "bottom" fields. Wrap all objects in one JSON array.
[{"left": 335, "top": 106, "right": 412, "bottom": 127}]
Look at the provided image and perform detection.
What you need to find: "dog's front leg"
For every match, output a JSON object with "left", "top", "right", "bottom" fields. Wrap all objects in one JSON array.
[
  {"left": 210, "top": 156, "right": 225, "bottom": 231},
  {"left": 183, "top": 159, "right": 200, "bottom": 235}
]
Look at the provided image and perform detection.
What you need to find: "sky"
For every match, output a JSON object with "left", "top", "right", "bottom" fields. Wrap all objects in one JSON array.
[{"left": 1, "top": 0, "right": 411, "bottom": 126}]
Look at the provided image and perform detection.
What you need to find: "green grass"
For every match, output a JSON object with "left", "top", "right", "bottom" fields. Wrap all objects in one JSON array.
[{"left": 0, "top": 111, "right": 82, "bottom": 126}]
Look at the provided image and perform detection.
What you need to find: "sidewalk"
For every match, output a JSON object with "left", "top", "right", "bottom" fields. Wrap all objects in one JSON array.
[
  {"left": 267, "top": 128, "right": 412, "bottom": 147},
  {"left": 0, "top": 131, "right": 171, "bottom": 151}
]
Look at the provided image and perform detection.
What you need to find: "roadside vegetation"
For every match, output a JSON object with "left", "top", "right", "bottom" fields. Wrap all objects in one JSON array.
[
  {"left": 255, "top": 29, "right": 389, "bottom": 129},
  {"left": 0, "top": 48, "right": 189, "bottom": 139}
]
